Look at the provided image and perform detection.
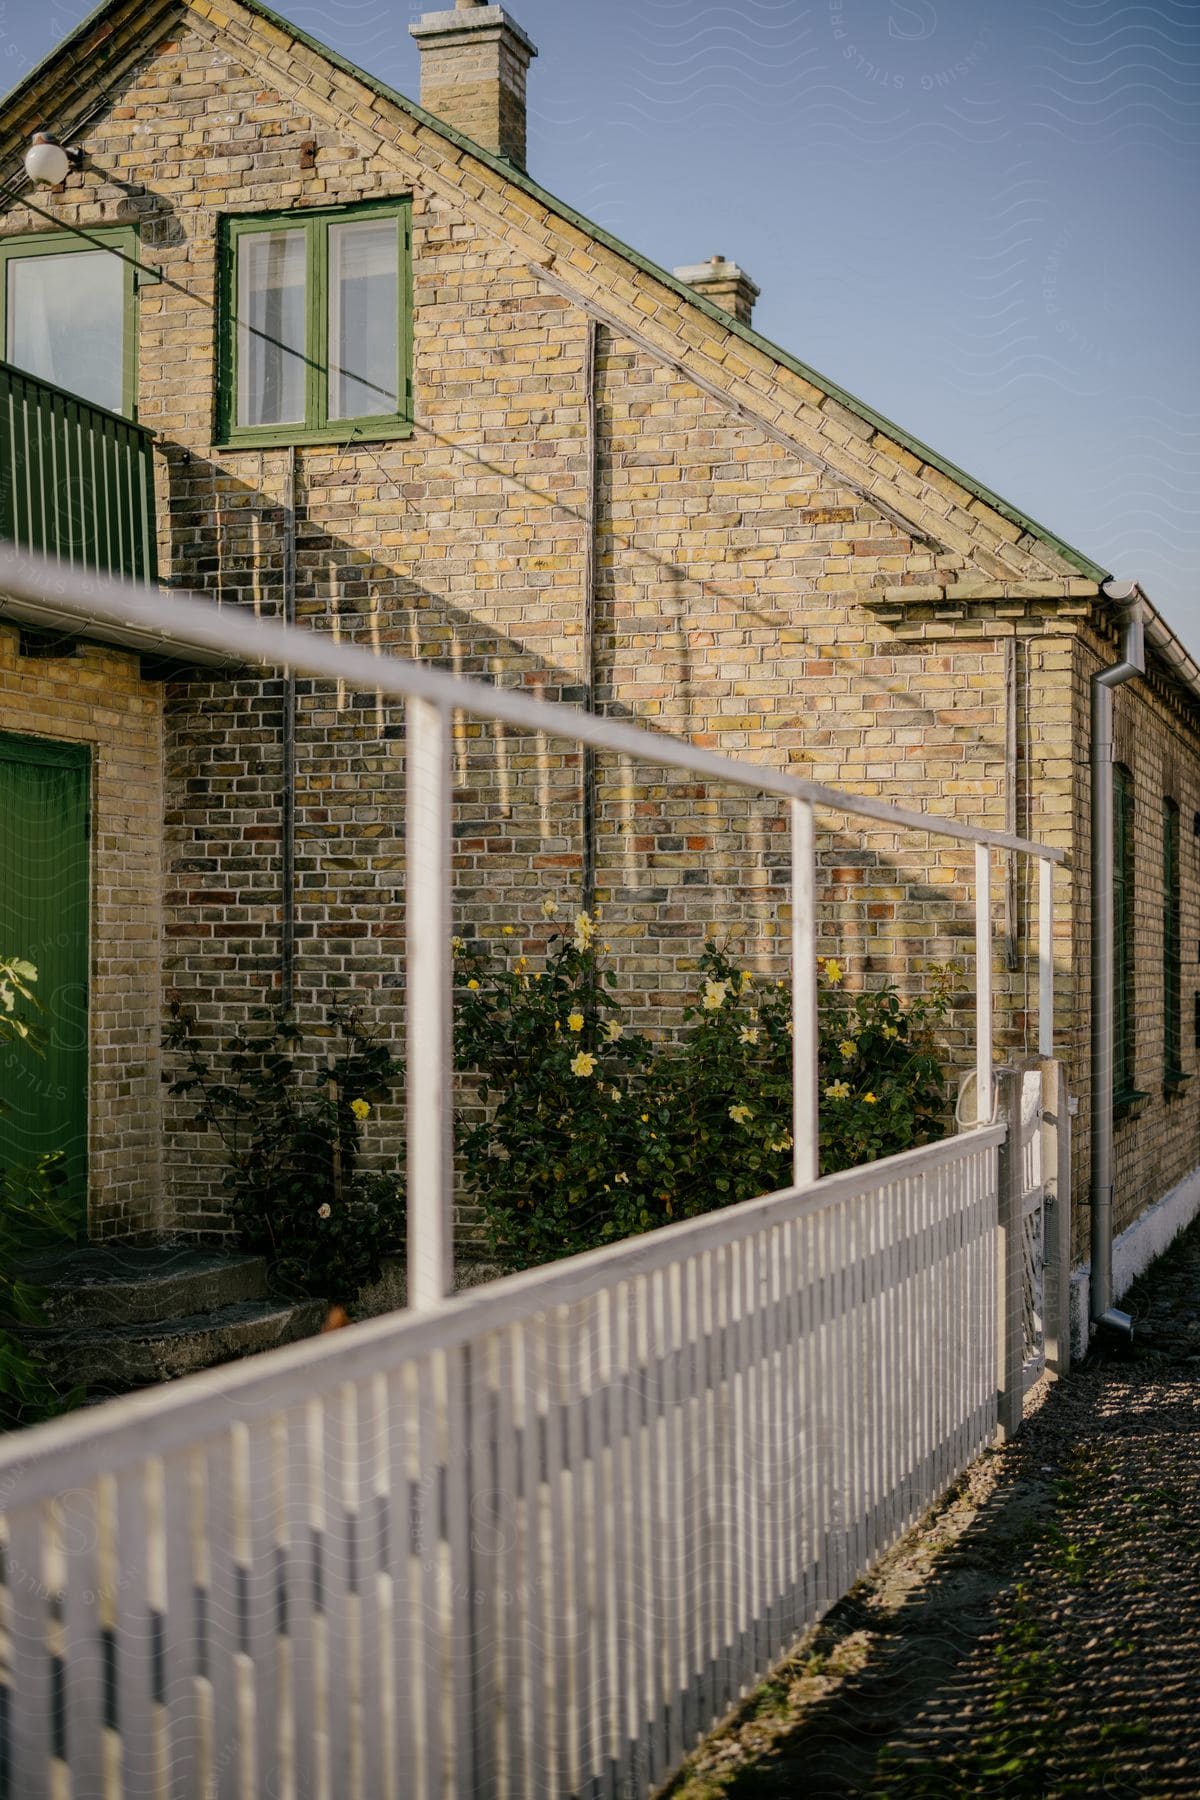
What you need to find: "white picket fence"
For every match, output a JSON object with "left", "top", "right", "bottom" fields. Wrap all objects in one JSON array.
[
  {"left": 0, "top": 548, "right": 1063, "bottom": 1795},
  {"left": 0, "top": 1125, "right": 1005, "bottom": 1800}
]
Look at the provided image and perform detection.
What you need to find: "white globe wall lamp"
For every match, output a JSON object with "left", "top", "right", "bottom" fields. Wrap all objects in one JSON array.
[{"left": 24, "top": 133, "right": 82, "bottom": 187}]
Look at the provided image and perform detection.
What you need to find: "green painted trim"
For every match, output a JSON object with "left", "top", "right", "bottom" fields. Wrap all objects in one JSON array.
[
  {"left": 0, "top": 728, "right": 92, "bottom": 1236},
  {"left": 1113, "top": 762, "right": 1136, "bottom": 1101},
  {"left": 0, "top": 0, "right": 1111, "bottom": 579},
  {"left": 0, "top": 730, "right": 91, "bottom": 768},
  {"left": 1163, "top": 795, "right": 1181, "bottom": 1081},
  {"left": 219, "top": 196, "right": 412, "bottom": 447},
  {"left": 0, "top": 224, "right": 140, "bottom": 418}
]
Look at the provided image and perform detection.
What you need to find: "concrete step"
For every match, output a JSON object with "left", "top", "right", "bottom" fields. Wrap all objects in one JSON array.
[
  {"left": 15, "top": 1243, "right": 271, "bottom": 1327},
  {"left": 24, "top": 1296, "right": 328, "bottom": 1401}
]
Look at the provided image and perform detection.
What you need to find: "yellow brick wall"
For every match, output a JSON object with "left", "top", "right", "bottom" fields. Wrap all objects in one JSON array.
[
  {"left": 5, "top": 1, "right": 1194, "bottom": 1252},
  {"left": 0, "top": 626, "right": 164, "bottom": 1238},
  {"left": 1067, "top": 626, "right": 1200, "bottom": 1256}
]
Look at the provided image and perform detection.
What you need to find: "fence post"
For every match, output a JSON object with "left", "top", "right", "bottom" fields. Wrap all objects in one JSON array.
[
  {"left": 1040, "top": 1057, "right": 1072, "bottom": 1378},
  {"left": 791, "top": 798, "right": 819, "bottom": 1187},
  {"left": 406, "top": 696, "right": 455, "bottom": 1311},
  {"left": 995, "top": 1065, "right": 1024, "bottom": 1441},
  {"left": 975, "top": 844, "right": 994, "bottom": 1125}
]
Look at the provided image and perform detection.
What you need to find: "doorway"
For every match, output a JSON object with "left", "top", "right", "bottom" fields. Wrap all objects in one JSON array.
[{"left": 0, "top": 731, "right": 90, "bottom": 1238}]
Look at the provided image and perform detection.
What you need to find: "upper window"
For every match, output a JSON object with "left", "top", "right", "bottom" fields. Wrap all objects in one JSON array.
[
  {"left": 0, "top": 227, "right": 138, "bottom": 417},
  {"left": 221, "top": 201, "right": 412, "bottom": 445}
]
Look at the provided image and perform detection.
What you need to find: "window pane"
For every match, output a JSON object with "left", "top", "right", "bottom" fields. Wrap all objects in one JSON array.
[
  {"left": 1164, "top": 799, "right": 1181, "bottom": 1075},
  {"left": 6, "top": 249, "right": 124, "bottom": 414},
  {"left": 237, "top": 230, "right": 307, "bottom": 428},
  {"left": 328, "top": 219, "right": 398, "bottom": 421}
]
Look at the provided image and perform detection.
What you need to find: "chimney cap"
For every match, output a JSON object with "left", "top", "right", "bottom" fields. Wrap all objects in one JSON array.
[
  {"left": 410, "top": 4, "right": 538, "bottom": 58},
  {"left": 673, "top": 254, "right": 759, "bottom": 288},
  {"left": 673, "top": 255, "right": 761, "bottom": 326}
]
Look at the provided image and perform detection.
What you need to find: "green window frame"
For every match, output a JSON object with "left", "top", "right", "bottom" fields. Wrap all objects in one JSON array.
[
  {"left": 1163, "top": 797, "right": 1184, "bottom": 1086},
  {"left": 218, "top": 199, "right": 413, "bottom": 448},
  {"left": 0, "top": 226, "right": 140, "bottom": 419},
  {"left": 1113, "top": 763, "right": 1138, "bottom": 1103}
]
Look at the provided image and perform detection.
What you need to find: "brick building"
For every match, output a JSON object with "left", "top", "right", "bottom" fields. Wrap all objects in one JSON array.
[{"left": 1, "top": 0, "right": 1198, "bottom": 1312}]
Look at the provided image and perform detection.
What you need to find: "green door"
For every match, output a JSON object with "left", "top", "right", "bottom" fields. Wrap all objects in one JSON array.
[{"left": 0, "top": 732, "right": 90, "bottom": 1237}]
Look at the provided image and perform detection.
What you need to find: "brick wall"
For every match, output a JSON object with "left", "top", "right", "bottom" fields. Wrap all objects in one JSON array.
[
  {"left": 0, "top": 626, "right": 164, "bottom": 1238},
  {"left": 4, "top": 0, "right": 1196, "bottom": 1250}
]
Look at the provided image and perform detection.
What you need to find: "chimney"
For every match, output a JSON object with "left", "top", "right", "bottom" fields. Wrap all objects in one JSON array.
[
  {"left": 672, "top": 255, "right": 761, "bottom": 327},
  {"left": 410, "top": 0, "right": 538, "bottom": 171}
]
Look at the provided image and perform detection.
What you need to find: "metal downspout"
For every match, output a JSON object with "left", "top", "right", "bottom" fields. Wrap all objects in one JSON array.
[{"left": 1090, "top": 580, "right": 1144, "bottom": 1340}]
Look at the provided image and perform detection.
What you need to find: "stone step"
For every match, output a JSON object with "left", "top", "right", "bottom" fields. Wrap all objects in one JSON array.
[
  {"left": 15, "top": 1243, "right": 271, "bottom": 1327},
  {"left": 24, "top": 1296, "right": 329, "bottom": 1401}
]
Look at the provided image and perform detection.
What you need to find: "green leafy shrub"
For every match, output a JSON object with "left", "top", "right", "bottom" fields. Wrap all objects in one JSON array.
[
  {"left": 0, "top": 954, "right": 38, "bottom": 1047},
  {"left": 455, "top": 910, "right": 954, "bottom": 1271},
  {"left": 454, "top": 908, "right": 680, "bottom": 1266},
  {"left": 166, "top": 1004, "right": 405, "bottom": 1302},
  {"left": 0, "top": 958, "right": 76, "bottom": 1428}
]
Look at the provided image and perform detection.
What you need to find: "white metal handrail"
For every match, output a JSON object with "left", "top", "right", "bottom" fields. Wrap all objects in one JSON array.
[
  {"left": 0, "top": 544, "right": 1062, "bottom": 1311},
  {"left": 0, "top": 544, "right": 1060, "bottom": 1796}
]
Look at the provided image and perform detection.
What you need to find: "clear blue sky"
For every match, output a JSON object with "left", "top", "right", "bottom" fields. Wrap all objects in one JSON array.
[{"left": 4, "top": 0, "right": 1199, "bottom": 640}]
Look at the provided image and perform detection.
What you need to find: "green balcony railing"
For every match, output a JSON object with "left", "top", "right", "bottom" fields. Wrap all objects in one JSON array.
[{"left": 0, "top": 360, "right": 156, "bottom": 584}]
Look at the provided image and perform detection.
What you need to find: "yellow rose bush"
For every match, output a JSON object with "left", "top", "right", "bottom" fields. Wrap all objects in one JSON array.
[{"left": 455, "top": 916, "right": 955, "bottom": 1271}]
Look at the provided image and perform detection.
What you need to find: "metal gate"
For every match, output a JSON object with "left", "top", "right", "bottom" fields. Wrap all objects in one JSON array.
[{"left": 959, "top": 1062, "right": 1063, "bottom": 1394}]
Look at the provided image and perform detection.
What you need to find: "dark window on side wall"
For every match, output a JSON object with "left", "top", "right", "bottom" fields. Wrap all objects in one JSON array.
[
  {"left": 1113, "top": 763, "right": 1136, "bottom": 1099},
  {"left": 1164, "top": 797, "right": 1183, "bottom": 1083},
  {"left": 219, "top": 200, "right": 412, "bottom": 447}
]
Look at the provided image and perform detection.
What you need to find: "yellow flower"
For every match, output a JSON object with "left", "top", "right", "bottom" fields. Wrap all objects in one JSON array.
[
  {"left": 450, "top": 935, "right": 464, "bottom": 955},
  {"left": 542, "top": 896, "right": 558, "bottom": 919},
  {"left": 573, "top": 911, "right": 596, "bottom": 951},
  {"left": 615, "top": 1170, "right": 629, "bottom": 1185},
  {"left": 864, "top": 1092, "right": 878, "bottom": 1105},
  {"left": 823, "top": 959, "right": 844, "bottom": 985},
  {"left": 769, "top": 1134, "right": 793, "bottom": 1154},
  {"left": 702, "top": 979, "right": 729, "bottom": 1011},
  {"left": 641, "top": 1113, "right": 650, "bottom": 1123},
  {"left": 740, "top": 971, "right": 753, "bottom": 992},
  {"left": 554, "top": 1019, "right": 561, "bottom": 1030},
  {"left": 533, "top": 972, "right": 543, "bottom": 980},
  {"left": 739, "top": 1026, "right": 759, "bottom": 1046},
  {"left": 570, "top": 1052, "right": 597, "bottom": 1077},
  {"left": 350, "top": 1098, "right": 371, "bottom": 1121},
  {"left": 603, "top": 1020, "right": 623, "bottom": 1042},
  {"left": 567, "top": 1011, "right": 585, "bottom": 1033},
  {"left": 318, "top": 1202, "right": 331, "bottom": 1219},
  {"left": 883, "top": 1024, "right": 899, "bottom": 1040},
  {"left": 503, "top": 926, "right": 515, "bottom": 936},
  {"left": 515, "top": 956, "right": 528, "bottom": 974},
  {"left": 825, "top": 1080, "right": 851, "bottom": 1101},
  {"left": 729, "top": 1103, "right": 754, "bottom": 1126},
  {"left": 839, "top": 1040, "right": 856, "bottom": 1060},
  {"left": 467, "top": 978, "right": 480, "bottom": 991}
]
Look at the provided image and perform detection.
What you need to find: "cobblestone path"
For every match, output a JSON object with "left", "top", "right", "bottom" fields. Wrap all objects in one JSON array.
[{"left": 664, "top": 1216, "right": 1200, "bottom": 1798}]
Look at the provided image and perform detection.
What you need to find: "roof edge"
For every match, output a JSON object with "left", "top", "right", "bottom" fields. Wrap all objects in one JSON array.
[
  {"left": 1107, "top": 581, "right": 1200, "bottom": 715},
  {"left": 1, "top": 0, "right": 1110, "bottom": 583}
]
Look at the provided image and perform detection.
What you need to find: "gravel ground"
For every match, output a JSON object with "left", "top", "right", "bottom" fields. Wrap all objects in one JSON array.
[{"left": 662, "top": 1215, "right": 1200, "bottom": 1799}]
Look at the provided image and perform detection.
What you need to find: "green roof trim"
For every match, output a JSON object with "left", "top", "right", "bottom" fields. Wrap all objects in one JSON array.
[{"left": 1, "top": 0, "right": 1110, "bottom": 583}]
